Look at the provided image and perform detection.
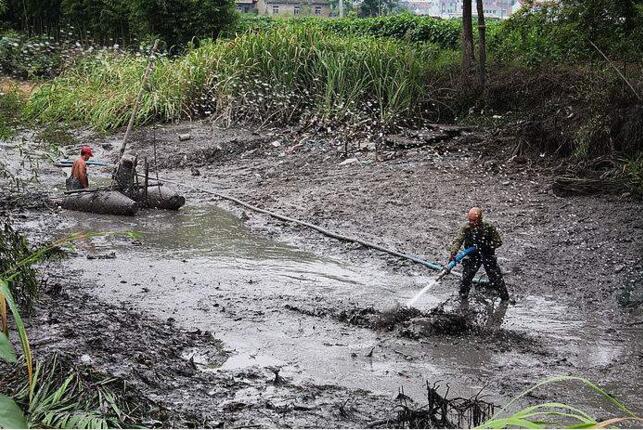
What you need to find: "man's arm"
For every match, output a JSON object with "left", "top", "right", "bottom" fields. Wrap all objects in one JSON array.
[
  {"left": 448, "top": 226, "right": 466, "bottom": 256},
  {"left": 489, "top": 224, "right": 503, "bottom": 249}
]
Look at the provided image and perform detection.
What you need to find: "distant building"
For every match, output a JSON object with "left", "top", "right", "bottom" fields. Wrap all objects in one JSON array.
[
  {"left": 250, "top": 0, "right": 332, "bottom": 16},
  {"left": 512, "top": 0, "right": 554, "bottom": 13},
  {"left": 400, "top": 0, "right": 517, "bottom": 19},
  {"left": 236, "top": 0, "right": 258, "bottom": 13}
]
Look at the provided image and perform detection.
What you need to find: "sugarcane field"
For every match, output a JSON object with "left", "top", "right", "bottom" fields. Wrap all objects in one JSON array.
[{"left": 1, "top": 1, "right": 642, "bottom": 429}]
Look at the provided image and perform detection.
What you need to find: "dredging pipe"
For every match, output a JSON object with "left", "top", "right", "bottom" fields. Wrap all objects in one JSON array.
[{"left": 145, "top": 174, "right": 489, "bottom": 286}]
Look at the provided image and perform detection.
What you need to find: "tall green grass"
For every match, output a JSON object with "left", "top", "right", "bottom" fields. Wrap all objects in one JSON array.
[{"left": 27, "top": 27, "right": 452, "bottom": 132}]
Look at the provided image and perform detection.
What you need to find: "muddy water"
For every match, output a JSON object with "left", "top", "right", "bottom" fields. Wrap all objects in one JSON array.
[{"left": 56, "top": 204, "right": 640, "bottom": 408}]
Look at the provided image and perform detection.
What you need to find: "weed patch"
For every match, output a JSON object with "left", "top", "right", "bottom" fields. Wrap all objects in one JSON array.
[{"left": 0, "top": 84, "right": 25, "bottom": 140}]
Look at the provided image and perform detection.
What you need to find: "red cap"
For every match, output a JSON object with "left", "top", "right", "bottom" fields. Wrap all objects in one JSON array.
[{"left": 80, "top": 146, "right": 93, "bottom": 157}]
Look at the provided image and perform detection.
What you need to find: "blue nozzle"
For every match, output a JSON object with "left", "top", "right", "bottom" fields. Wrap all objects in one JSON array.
[{"left": 446, "top": 246, "right": 477, "bottom": 271}]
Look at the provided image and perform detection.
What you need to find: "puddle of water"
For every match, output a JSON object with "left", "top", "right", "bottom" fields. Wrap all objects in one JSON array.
[
  {"left": 218, "top": 353, "right": 285, "bottom": 371},
  {"left": 58, "top": 204, "right": 319, "bottom": 261}
]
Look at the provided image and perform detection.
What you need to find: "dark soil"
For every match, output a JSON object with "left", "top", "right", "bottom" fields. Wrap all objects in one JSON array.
[{"left": 1, "top": 267, "right": 397, "bottom": 428}]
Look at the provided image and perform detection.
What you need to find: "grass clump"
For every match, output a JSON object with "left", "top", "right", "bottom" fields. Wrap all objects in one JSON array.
[
  {"left": 27, "top": 28, "right": 445, "bottom": 132},
  {"left": 0, "top": 83, "right": 25, "bottom": 140},
  {"left": 5, "top": 354, "right": 147, "bottom": 429},
  {"left": 227, "top": 13, "right": 470, "bottom": 50}
]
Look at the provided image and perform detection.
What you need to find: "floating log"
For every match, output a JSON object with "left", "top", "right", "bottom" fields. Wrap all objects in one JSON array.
[{"left": 61, "top": 191, "right": 138, "bottom": 216}]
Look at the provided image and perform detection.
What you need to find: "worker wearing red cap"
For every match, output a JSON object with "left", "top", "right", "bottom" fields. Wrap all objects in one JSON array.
[
  {"left": 66, "top": 146, "right": 93, "bottom": 190},
  {"left": 448, "top": 207, "right": 509, "bottom": 301}
]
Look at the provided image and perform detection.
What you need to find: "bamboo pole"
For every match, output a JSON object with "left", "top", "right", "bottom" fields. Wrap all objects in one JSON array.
[{"left": 119, "top": 40, "right": 160, "bottom": 158}]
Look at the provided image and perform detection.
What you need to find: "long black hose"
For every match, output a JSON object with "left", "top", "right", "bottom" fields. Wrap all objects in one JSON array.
[{"left": 148, "top": 174, "right": 489, "bottom": 285}]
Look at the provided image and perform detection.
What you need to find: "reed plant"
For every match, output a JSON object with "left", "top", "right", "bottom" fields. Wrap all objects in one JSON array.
[
  {"left": 27, "top": 27, "right": 452, "bottom": 132},
  {"left": 478, "top": 375, "right": 642, "bottom": 429}
]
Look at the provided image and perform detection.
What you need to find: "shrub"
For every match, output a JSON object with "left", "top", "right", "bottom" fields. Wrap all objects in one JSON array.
[
  {"left": 1, "top": 0, "right": 238, "bottom": 49},
  {"left": 490, "top": 0, "right": 643, "bottom": 66},
  {"left": 27, "top": 28, "right": 445, "bottom": 130}
]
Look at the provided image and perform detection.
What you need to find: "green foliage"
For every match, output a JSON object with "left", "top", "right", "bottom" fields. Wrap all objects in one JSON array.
[
  {"left": 0, "top": 279, "right": 34, "bottom": 391},
  {"left": 0, "top": 394, "right": 28, "bottom": 429},
  {"left": 0, "top": 224, "right": 39, "bottom": 311},
  {"left": 28, "top": 27, "right": 448, "bottom": 130},
  {"left": 491, "top": 0, "right": 643, "bottom": 66},
  {"left": 1, "top": 0, "right": 238, "bottom": 48},
  {"left": 228, "top": 13, "right": 468, "bottom": 49},
  {"left": 60, "top": 0, "right": 132, "bottom": 43},
  {"left": 358, "top": 0, "right": 400, "bottom": 17},
  {"left": 624, "top": 155, "right": 643, "bottom": 195},
  {"left": 128, "top": 0, "right": 237, "bottom": 49},
  {"left": 0, "top": 84, "right": 25, "bottom": 140},
  {"left": 15, "top": 357, "right": 113, "bottom": 429},
  {"left": 478, "top": 375, "right": 640, "bottom": 429},
  {"left": 0, "top": 331, "right": 17, "bottom": 363}
]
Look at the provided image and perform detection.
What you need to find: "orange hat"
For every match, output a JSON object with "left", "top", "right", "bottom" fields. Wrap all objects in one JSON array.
[{"left": 80, "top": 146, "right": 93, "bottom": 157}]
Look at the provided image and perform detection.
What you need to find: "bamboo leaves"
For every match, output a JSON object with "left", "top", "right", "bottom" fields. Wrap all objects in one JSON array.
[{"left": 0, "top": 280, "right": 33, "bottom": 388}]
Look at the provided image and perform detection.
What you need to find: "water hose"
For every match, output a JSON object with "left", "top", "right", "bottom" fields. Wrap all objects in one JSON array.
[
  {"left": 139, "top": 174, "right": 489, "bottom": 285},
  {"left": 435, "top": 246, "right": 477, "bottom": 282}
]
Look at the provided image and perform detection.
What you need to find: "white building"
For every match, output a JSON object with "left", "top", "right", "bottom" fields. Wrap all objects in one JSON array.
[{"left": 401, "top": 0, "right": 517, "bottom": 19}]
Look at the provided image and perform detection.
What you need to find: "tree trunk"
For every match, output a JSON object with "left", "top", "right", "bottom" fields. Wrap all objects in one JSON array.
[
  {"left": 476, "top": 0, "right": 487, "bottom": 89},
  {"left": 461, "top": 0, "right": 475, "bottom": 82}
]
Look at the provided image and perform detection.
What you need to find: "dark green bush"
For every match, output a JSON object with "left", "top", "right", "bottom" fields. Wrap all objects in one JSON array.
[
  {"left": 490, "top": 0, "right": 643, "bottom": 65},
  {"left": 0, "top": 0, "right": 238, "bottom": 48}
]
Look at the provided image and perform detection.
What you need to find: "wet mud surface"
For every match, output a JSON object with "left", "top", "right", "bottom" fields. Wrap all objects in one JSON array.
[{"left": 2, "top": 120, "right": 642, "bottom": 426}]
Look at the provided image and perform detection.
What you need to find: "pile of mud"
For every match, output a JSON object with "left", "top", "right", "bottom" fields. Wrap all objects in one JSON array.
[
  {"left": 285, "top": 302, "right": 535, "bottom": 348},
  {"left": 285, "top": 304, "right": 476, "bottom": 338}
]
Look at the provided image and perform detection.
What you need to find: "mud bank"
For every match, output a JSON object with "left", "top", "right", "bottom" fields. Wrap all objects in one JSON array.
[
  {"left": 1, "top": 266, "right": 399, "bottom": 428},
  {"left": 113, "top": 121, "right": 642, "bottom": 410},
  {"left": 2, "top": 120, "right": 642, "bottom": 426}
]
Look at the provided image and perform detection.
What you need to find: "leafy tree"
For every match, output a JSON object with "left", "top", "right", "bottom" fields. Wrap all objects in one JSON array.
[
  {"left": 129, "top": 0, "right": 237, "bottom": 48},
  {"left": 0, "top": 0, "right": 237, "bottom": 48},
  {"left": 61, "top": 0, "right": 131, "bottom": 43},
  {"left": 493, "top": 0, "right": 643, "bottom": 64}
]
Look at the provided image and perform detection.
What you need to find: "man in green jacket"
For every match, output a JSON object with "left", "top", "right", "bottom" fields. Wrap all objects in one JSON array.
[{"left": 448, "top": 207, "right": 509, "bottom": 301}]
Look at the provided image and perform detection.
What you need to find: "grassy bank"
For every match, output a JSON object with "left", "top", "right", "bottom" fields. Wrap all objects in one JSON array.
[{"left": 27, "top": 27, "right": 453, "bottom": 131}]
